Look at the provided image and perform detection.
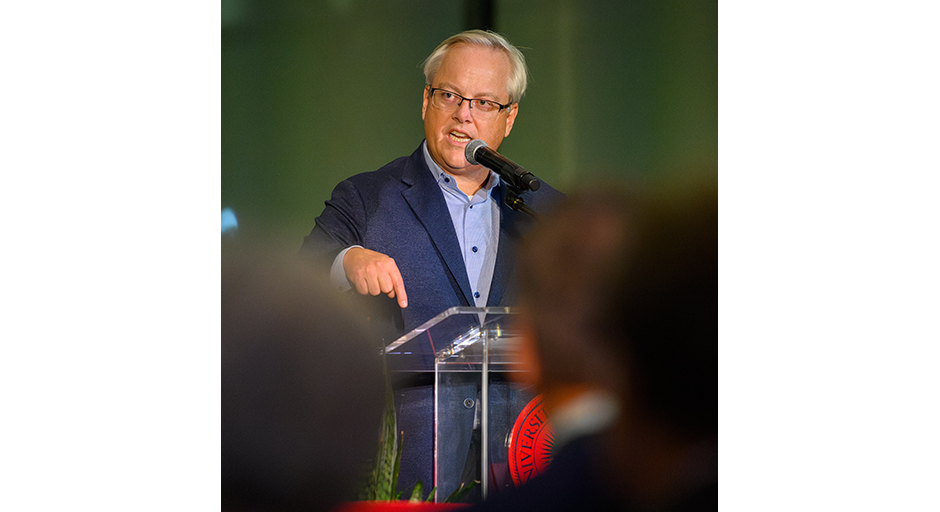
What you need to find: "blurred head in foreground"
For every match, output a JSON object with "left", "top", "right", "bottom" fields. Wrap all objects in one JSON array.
[
  {"left": 222, "top": 252, "right": 385, "bottom": 512},
  {"left": 514, "top": 179, "right": 717, "bottom": 508}
]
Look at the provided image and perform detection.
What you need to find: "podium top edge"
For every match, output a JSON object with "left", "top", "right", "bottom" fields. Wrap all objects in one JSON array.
[{"left": 382, "top": 306, "right": 518, "bottom": 353}]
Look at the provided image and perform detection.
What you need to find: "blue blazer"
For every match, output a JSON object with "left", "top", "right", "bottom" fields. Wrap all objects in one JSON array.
[
  {"left": 302, "top": 143, "right": 564, "bottom": 499},
  {"left": 302, "top": 142, "right": 565, "bottom": 344}
]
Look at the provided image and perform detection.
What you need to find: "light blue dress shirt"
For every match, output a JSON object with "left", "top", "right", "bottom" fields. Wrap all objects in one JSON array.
[{"left": 331, "top": 141, "right": 501, "bottom": 308}]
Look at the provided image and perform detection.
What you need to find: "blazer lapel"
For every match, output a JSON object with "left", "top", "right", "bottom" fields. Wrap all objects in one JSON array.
[
  {"left": 489, "top": 183, "right": 516, "bottom": 306},
  {"left": 489, "top": 183, "right": 541, "bottom": 306},
  {"left": 401, "top": 151, "right": 476, "bottom": 307}
]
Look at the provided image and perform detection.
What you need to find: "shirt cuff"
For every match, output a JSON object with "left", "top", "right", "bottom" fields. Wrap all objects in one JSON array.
[{"left": 330, "top": 246, "right": 362, "bottom": 291}]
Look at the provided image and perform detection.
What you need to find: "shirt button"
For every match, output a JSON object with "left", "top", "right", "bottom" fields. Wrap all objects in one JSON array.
[
  {"left": 472, "top": 246, "right": 478, "bottom": 253},
  {"left": 444, "top": 177, "right": 450, "bottom": 183},
  {"left": 474, "top": 292, "right": 480, "bottom": 299}
]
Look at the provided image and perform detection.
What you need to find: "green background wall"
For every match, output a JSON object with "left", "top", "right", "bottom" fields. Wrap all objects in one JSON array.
[{"left": 222, "top": 0, "right": 717, "bottom": 247}]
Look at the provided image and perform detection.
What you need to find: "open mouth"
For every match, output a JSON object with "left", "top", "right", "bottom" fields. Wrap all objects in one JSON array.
[{"left": 448, "top": 131, "right": 472, "bottom": 143}]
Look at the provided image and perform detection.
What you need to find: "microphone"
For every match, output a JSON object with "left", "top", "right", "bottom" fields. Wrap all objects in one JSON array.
[{"left": 465, "top": 139, "right": 540, "bottom": 191}]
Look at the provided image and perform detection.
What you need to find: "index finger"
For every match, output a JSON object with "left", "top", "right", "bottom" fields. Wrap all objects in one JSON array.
[{"left": 392, "top": 273, "right": 408, "bottom": 308}]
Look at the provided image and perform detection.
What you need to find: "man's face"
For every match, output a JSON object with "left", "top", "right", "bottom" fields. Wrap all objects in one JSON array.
[{"left": 422, "top": 43, "right": 519, "bottom": 177}]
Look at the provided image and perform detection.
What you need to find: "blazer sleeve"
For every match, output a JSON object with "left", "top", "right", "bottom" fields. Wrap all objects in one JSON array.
[{"left": 300, "top": 178, "right": 368, "bottom": 266}]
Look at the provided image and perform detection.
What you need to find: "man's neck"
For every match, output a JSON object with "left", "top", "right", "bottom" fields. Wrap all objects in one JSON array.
[
  {"left": 452, "top": 169, "right": 491, "bottom": 196},
  {"left": 421, "top": 141, "right": 494, "bottom": 197}
]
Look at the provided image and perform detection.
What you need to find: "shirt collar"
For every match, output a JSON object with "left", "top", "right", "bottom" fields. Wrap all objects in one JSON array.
[{"left": 422, "top": 140, "right": 500, "bottom": 198}]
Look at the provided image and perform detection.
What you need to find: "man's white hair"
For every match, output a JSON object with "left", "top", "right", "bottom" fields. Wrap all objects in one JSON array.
[{"left": 422, "top": 29, "right": 528, "bottom": 104}]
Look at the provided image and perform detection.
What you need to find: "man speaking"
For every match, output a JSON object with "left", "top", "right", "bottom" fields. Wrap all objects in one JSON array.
[
  {"left": 300, "top": 30, "right": 564, "bottom": 500},
  {"left": 301, "top": 30, "right": 564, "bottom": 343}
]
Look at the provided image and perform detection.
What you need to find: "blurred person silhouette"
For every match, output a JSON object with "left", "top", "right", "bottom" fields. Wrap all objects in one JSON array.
[
  {"left": 222, "top": 252, "right": 386, "bottom": 512},
  {"left": 470, "top": 180, "right": 718, "bottom": 511}
]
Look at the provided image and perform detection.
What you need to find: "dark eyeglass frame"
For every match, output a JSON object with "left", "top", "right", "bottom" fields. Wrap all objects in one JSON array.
[{"left": 426, "top": 86, "right": 513, "bottom": 114}]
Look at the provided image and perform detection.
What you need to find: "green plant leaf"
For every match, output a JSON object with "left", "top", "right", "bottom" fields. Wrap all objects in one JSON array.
[
  {"left": 363, "top": 351, "right": 398, "bottom": 500},
  {"left": 391, "top": 429, "right": 403, "bottom": 499},
  {"left": 408, "top": 480, "right": 424, "bottom": 502},
  {"left": 443, "top": 480, "right": 479, "bottom": 503},
  {"left": 358, "top": 341, "right": 431, "bottom": 503}
]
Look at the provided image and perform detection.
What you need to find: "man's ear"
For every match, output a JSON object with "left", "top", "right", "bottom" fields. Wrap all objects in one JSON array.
[
  {"left": 503, "top": 103, "right": 518, "bottom": 137},
  {"left": 421, "top": 86, "right": 429, "bottom": 120}
]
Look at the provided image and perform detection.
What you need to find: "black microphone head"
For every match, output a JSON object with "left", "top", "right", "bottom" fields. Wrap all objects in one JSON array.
[{"left": 465, "top": 139, "right": 488, "bottom": 165}]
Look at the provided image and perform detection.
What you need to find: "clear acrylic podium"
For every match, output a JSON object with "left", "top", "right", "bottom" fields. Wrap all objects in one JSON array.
[{"left": 383, "top": 307, "right": 538, "bottom": 501}]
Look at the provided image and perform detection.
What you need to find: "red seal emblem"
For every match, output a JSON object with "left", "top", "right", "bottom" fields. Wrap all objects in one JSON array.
[{"left": 507, "top": 395, "right": 554, "bottom": 486}]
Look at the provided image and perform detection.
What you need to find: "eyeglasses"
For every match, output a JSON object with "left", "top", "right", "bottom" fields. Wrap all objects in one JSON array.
[{"left": 427, "top": 87, "right": 512, "bottom": 118}]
